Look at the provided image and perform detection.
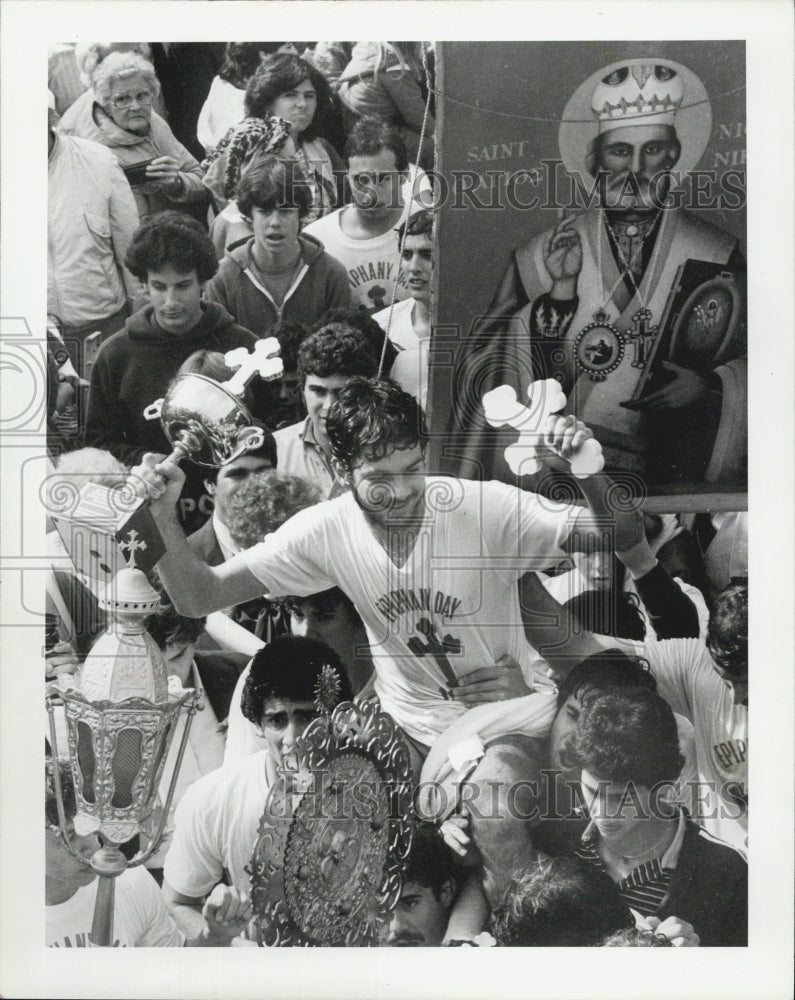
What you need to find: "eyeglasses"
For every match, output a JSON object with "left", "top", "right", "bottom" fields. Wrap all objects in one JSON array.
[{"left": 111, "top": 91, "right": 153, "bottom": 110}]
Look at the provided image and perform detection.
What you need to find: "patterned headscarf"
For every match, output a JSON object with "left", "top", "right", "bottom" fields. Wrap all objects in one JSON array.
[{"left": 201, "top": 115, "right": 292, "bottom": 202}]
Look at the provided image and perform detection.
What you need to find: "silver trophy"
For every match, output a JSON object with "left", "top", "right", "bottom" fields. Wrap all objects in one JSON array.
[{"left": 142, "top": 338, "right": 283, "bottom": 467}]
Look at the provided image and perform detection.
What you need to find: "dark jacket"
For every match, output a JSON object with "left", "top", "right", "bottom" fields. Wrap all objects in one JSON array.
[
  {"left": 86, "top": 300, "right": 257, "bottom": 465},
  {"left": 535, "top": 814, "right": 746, "bottom": 947},
  {"left": 187, "top": 518, "right": 289, "bottom": 645},
  {"left": 204, "top": 233, "right": 351, "bottom": 338},
  {"left": 85, "top": 301, "right": 257, "bottom": 534},
  {"left": 187, "top": 517, "right": 225, "bottom": 568},
  {"left": 657, "top": 819, "right": 747, "bottom": 947},
  {"left": 193, "top": 649, "right": 249, "bottom": 724}
]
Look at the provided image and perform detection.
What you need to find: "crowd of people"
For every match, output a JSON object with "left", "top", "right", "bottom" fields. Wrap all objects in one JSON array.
[{"left": 45, "top": 40, "right": 748, "bottom": 949}]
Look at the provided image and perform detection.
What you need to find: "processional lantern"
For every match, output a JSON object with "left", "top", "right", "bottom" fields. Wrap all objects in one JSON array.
[
  {"left": 46, "top": 566, "right": 201, "bottom": 946},
  {"left": 45, "top": 342, "right": 284, "bottom": 945}
]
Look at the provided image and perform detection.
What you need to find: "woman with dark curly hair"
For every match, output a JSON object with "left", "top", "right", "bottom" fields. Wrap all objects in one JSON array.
[
  {"left": 243, "top": 52, "right": 345, "bottom": 223},
  {"left": 197, "top": 42, "right": 299, "bottom": 157}
]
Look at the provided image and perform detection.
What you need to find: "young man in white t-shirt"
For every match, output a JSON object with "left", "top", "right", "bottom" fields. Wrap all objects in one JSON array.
[
  {"left": 45, "top": 761, "right": 248, "bottom": 947},
  {"left": 133, "top": 377, "right": 644, "bottom": 899},
  {"left": 303, "top": 118, "right": 425, "bottom": 312},
  {"left": 373, "top": 208, "right": 433, "bottom": 410},
  {"left": 161, "top": 636, "right": 352, "bottom": 938}
]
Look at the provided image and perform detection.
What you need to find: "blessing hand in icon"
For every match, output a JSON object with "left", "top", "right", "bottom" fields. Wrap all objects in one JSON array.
[{"left": 543, "top": 215, "right": 583, "bottom": 299}]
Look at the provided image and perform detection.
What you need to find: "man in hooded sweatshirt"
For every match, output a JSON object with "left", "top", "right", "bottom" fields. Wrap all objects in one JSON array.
[
  {"left": 204, "top": 154, "right": 351, "bottom": 338},
  {"left": 85, "top": 210, "right": 259, "bottom": 532}
]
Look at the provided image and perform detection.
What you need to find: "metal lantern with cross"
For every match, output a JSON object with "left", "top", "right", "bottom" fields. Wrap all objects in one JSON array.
[{"left": 46, "top": 565, "right": 201, "bottom": 946}]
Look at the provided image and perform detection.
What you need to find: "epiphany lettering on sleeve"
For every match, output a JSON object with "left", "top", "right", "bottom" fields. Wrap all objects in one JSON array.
[{"left": 713, "top": 737, "right": 747, "bottom": 769}]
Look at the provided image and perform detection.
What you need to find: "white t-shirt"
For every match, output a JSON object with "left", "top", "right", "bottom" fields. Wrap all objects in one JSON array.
[
  {"left": 46, "top": 865, "right": 185, "bottom": 948},
  {"left": 373, "top": 297, "right": 422, "bottom": 352},
  {"left": 163, "top": 751, "right": 277, "bottom": 899},
  {"left": 196, "top": 76, "right": 246, "bottom": 155},
  {"left": 373, "top": 297, "right": 430, "bottom": 410},
  {"left": 242, "top": 477, "right": 574, "bottom": 744},
  {"left": 644, "top": 637, "right": 748, "bottom": 854},
  {"left": 146, "top": 665, "right": 226, "bottom": 871},
  {"left": 303, "top": 208, "right": 411, "bottom": 311},
  {"left": 302, "top": 166, "right": 429, "bottom": 312},
  {"left": 224, "top": 664, "right": 268, "bottom": 765}
]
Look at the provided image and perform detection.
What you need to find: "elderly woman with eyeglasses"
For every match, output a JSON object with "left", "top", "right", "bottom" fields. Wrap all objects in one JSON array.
[{"left": 60, "top": 50, "right": 206, "bottom": 222}]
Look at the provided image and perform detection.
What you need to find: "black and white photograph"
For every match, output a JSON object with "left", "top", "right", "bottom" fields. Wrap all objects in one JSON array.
[{"left": 0, "top": 2, "right": 792, "bottom": 999}]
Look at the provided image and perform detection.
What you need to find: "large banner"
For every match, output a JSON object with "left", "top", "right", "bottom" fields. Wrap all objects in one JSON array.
[{"left": 431, "top": 41, "right": 747, "bottom": 508}]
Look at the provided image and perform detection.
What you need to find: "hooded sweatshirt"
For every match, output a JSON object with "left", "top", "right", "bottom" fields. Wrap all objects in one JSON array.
[
  {"left": 85, "top": 302, "right": 260, "bottom": 533},
  {"left": 59, "top": 96, "right": 206, "bottom": 222},
  {"left": 86, "top": 300, "right": 258, "bottom": 465},
  {"left": 204, "top": 233, "right": 351, "bottom": 338}
]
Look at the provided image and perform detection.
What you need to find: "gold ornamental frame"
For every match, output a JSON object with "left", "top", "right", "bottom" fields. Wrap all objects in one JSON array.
[{"left": 248, "top": 698, "right": 414, "bottom": 947}]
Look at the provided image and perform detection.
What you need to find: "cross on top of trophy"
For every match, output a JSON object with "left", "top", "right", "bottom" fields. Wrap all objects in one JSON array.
[
  {"left": 225, "top": 338, "right": 284, "bottom": 395},
  {"left": 482, "top": 379, "right": 604, "bottom": 479}
]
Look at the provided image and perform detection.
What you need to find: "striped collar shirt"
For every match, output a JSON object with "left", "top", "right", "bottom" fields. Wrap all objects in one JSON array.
[{"left": 574, "top": 809, "right": 687, "bottom": 917}]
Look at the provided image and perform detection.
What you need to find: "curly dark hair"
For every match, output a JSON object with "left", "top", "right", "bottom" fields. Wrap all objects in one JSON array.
[
  {"left": 296, "top": 323, "right": 379, "bottom": 386},
  {"left": 325, "top": 376, "right": 425, "bottom": 475},
  {"left": 404, "top": 820, "right": 458, "bottom": 898},
  {"left": 270, "top": 318, "right": 310, "bottom": 374},
  {"left": 396, "top": 208, "right": 433, "bottom": 245},
  {"left": 125, "top": 210, "right": 219, "bottom": 283},
  {"left": 143, "top": 600, "right": 206, "bottom": 650},
  {"left": 244, "top": 52, "right": 332, "bottom": 142},
  {"left": 571, "top": 687, "right": 684, "bottom": 787},
  {"left": 344, "top": 117, "right": 408, "bottom": 173},
  {"left": 45, "top": 758, "right": 77, "bottom": 827},
  {"left": 312, "top": 308, "right": 398, "bottom": 373},
  {"left": 278, "top": 586, "right": 361, "bottom": 627},
  {"left": 555, "top": 649, "right": 656, "bottom": 711},
  {"left": 225, "top": 471, "right": 321, "bottom": 549},
  {"left": 240, "top": 634, "right": 352, "bottom": 724},
  {"left": 602, "top": 926, "right": 673, "bottom": 947},
  {"left": 706, "top": 581, "right": 747, "bottom": 677},
  {"left": 218, "top": 43, "right": 289, "bottom": 89},
  {"left": 491, "top": 857, "right": 632, "bottom": 946},
  {"left": 236, "top": 154, "right": 313, "bottom": 220}
]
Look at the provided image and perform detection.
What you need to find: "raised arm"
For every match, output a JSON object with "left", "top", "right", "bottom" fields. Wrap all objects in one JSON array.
[
  {"left": 519, "top": 571, "right": 606, "bottom": 681},
  {"left": 572, "top": 471, "right": 699, "bottom": 640},
  {"left": 131, "top": 454, "right": 266, "bottom": 616}
]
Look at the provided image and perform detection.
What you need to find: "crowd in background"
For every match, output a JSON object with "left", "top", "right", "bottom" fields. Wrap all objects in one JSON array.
[{"left": 45, "top": 40, "right": 748, "bottom": 950}]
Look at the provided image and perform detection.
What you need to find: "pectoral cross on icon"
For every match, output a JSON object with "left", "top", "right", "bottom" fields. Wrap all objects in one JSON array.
[
  {"left": 119, "top": 528, "right": 147, "bottom": 568},
  {"left": 224, "top": 338, "right": 284, "bottom": 394},
  {"left": 407, "top": 618, "right": 462, "bottom": 697},
  {"left": 624, "top": 308, "right": 658, "bottom": 369}
]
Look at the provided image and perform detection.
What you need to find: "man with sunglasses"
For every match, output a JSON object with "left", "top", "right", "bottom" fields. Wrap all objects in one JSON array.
[{"left": 161, "top": 635, "right": 352, "bottom": 939}]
